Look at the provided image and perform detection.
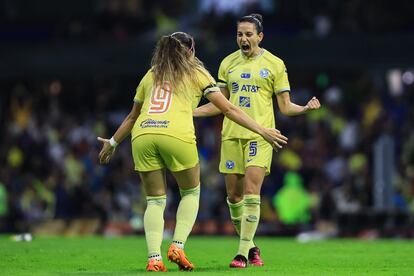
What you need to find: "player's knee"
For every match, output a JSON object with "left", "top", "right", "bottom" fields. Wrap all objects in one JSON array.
[
  {"left": 145, "top": 187, "right": 167, "bottom": 197},
  {"left": 244, "top": 185, "right": 260, "bottom": 195},
  {"left": 227, "top": 193, "right": 243, "bottom": 203},
  {"left": 226, "top": 184, "right": 244, "bottom": 202},
  {"left": 244, "top": 180, "right": 261, "bottom": 195}
]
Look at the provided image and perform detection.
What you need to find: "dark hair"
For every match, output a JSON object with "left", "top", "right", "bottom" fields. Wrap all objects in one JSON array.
[
  {"left": 238, "top": 13, "right": 263, "bottom": 33},
  {"left": 170, "top": 32, "right": 195, "bottom": 53}
]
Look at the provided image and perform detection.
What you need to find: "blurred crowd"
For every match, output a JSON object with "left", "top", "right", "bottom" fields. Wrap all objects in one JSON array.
[
  {"left": 1, "top": 0, "right": 413, "bottom": 43},
  {"left": 1, "top": 0, "right": 414, "bottom": 238},
  {"left": 1, "top": 69, "right": 413, "bottom": 237}
]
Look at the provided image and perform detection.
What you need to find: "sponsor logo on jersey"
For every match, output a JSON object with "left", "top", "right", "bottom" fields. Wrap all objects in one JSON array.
[
  {"left": 241, "top": 73, "right": 251, "bottom": 79},
  {"left": 228, "top": 69, "right": 235, "bottom": 74},
  {"left": 259, "top": 69, "right": 269, "bottom": 78},
  {"left": 240, "top": 84, "right": 259, "bottom": 93},
  {"left": 140, "top": 119, "right": 170, "bottom": 128},
  {"left": 239, "top": 96, "right": 250, "bottom": 107},
  {"left": 226, "top": 160, "right": 235, "bottom": 169},
  {"left": 231, "top": 82, "right": 239, "bottom": 93}
]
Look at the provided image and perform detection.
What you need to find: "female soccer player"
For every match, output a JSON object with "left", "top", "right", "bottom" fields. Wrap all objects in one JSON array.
[
  {"left": 194, "top": 14, "right": 321, "bottom": 268},
  {"left": 97, "top": 32, "right": 288, "bottom": 272}
]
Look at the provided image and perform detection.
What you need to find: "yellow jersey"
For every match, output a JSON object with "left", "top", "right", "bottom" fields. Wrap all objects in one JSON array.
[
  {"left": 132, "top": 68, "right": 219, "bottom": 143},
  {"left": 218, "top": 49, "right": 290, "bottom": 140}
]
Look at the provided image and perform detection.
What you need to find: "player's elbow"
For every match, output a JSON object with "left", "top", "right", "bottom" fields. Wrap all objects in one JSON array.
[{"left": 222, "top": 104, "right": 238, "bottom": 118}]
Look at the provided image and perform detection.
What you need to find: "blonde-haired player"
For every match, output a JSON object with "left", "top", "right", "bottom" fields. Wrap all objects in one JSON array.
[
  {"left": 194, "top": 14, "right": 321, "bottom": 268},
  {"left": 98, "top": 31, "right": 288, "bottom": 272}
]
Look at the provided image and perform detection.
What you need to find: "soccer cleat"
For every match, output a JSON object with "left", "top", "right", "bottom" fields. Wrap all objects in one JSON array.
[
  {"left": 248, "top": 246, "right": 264, "bottom": 266},
  {"left": 167, "top": 244, "right": 194, "bottom": 271},
  {"left": 229, "top": 254, "right": 248, "bottom": 268},
  {"left": 146, "top": 259, "right": 167, "bottom": 272}
]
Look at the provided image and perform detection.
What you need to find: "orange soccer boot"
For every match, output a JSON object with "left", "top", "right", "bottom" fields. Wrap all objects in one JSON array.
[
  {"left": 167, "top": 244, "right": 194, "bottom": 271},
  {"left": 146, "top": 259, "right": 167, "bottom": 272}
]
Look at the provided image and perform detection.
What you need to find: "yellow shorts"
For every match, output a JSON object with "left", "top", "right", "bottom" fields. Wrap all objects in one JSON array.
[
  {"left": 132, "top": 134, "right": 199, "bottom": 172},
  {"left": 219, "top": 137, "right": 273, "bottom": 175}
]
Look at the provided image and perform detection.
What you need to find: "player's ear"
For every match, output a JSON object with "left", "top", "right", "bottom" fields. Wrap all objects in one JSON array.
[
  {"left": 188, "top": 38, "right": 195, "bottom": 57},
  {"left": 258, "top": 32, "right": 264, "bottom": 43}
]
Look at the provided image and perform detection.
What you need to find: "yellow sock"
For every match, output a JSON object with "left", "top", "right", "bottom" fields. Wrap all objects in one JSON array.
[
  {"left": 237, "top": 194, "right": 260, "bottom": 258},
  {"left": 173, "top": 184, "right": 200, "bottom": 246},
  {"left": 227, "top": 198, "right": 244, "bottom": 235},
  {"left": 228, "top": 198, "right": 256, "bottom": 249},
  {"left": 144, "top": 195, "right": 166, "bottom": 257}
]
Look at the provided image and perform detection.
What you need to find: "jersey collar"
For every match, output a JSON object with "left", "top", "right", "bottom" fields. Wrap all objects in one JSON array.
[{"left": 240, "top": 48, "right": 265, "bottom": 61}]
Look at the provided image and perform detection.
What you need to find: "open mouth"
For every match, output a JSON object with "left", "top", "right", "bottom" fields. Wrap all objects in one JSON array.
[{"left": 241, "top": 44, "right": 250, "bottom": 51}]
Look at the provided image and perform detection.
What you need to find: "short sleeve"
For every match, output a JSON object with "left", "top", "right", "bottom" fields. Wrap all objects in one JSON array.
[
  {"left": 217, "top": 60, "right": 228, "bottom": 89},
  {"left": 198, "top": 69, "right": 220, "bottom": 96},
  {"left": 273, "top": 62, "right": 290, "bottom": 94},
  {"left": 134, "top": 71, "right": 150, "bottom": 103}
]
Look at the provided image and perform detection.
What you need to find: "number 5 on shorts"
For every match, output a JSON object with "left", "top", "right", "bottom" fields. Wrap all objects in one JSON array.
[{"left": 249, "top": 141, "right": 257, "bottom": 156}]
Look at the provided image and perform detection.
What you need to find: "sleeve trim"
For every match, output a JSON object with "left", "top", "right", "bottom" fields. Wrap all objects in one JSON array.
[
  {"left": 202, "top": 83, "right": 217, "bottom": 93},
  {"left": 204, "top": 89, "right": 220, "bottom": 96},
  {"left": 275, "top": 88, "right": 290, "bottom": 95}
]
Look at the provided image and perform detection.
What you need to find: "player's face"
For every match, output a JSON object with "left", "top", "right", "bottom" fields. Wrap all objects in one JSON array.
[{"left": 237, "top": 22, "right": 263, "bottom": 57}]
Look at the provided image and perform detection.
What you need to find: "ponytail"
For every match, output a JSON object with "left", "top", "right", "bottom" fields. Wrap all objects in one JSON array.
[{"left": 151, "top": 33, "right": 207, "bottom": 96}]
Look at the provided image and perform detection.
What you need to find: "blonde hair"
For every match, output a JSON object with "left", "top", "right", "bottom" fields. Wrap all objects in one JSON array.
[{"left": 151, "top": 32, "right": 209, "bottom": 95}]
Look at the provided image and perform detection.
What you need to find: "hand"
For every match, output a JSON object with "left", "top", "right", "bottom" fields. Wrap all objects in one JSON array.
[
  {"left": 260, "top": 128, "right": 288, "bottom": 152},
  {"left": 304, "top": 96, "right": 321, "bottom": 111},
  {"left": 97, "top": 137, "right": 115, "bottom": 164}
]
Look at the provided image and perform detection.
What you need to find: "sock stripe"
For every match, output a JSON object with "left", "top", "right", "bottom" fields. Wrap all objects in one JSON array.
[
  {"left": 227, "top": 197, "right": 244, "bottom": 207},
  {"left": 179, "top": 184, "right": 200, "bottom": 197}
]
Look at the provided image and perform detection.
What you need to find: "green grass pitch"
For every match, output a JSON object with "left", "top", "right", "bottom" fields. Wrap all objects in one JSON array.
[{"left": 1, "top": 235, "right": 413, "bottom": 275}]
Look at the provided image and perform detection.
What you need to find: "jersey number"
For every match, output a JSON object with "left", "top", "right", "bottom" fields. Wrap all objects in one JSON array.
[
  {"left": 249, "top": 141, "right": 257, "bottom": 156},
  {"left": 148, "top": 83, "right": 173, "bottom": 114}
]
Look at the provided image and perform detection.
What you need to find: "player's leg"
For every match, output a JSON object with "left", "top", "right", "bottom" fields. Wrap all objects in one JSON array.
[
  {"left": 139, "top": 169, "right": 168, "bottom": 272},
  {"left": 220, "top": 139, "right": 248, "bottom": 237},
  {"left": 132, "top": 135, "right": 167, "bottom": 272},
  {"left": 237, "top": 166, "right": 265, "bottom": 263},
  {"left": 230, "top": 139, "right": 271, "bottom": 268},
  {"left": 225, "top": 174, "right": 244, "bottom": 235},
  {"left": 158, "top": 135, "right": 199, "bottom": 271},
  {"left": 168, "top": 165, "right": 199, "bottom": 271}
]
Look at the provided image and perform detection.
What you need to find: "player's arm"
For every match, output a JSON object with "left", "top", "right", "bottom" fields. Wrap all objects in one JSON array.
[
  {"left": 276, "top": 92, "right": 320, "bottom": 116},
  {"left": 193, "top": 87, "right": 230, "bottom": 117},
  {"left": 97, "top": 102, "right": 142, "bottom": 164},
  {"left": 206, "top": 91, "right": 288, "bottom": 151}
]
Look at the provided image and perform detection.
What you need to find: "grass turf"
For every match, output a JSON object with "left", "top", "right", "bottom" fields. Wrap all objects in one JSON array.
[{"left": 1, "top": 235, "right": 413, "bottom": 275}]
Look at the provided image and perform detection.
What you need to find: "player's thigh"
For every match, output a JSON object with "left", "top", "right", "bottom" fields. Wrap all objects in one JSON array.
[
  {"left": 132, "top": 134, "right": 165, "bottom": 172},
  {"left": 219, "top": 139, "right": 245, "bottom": 174},
  {"left": 244, "top": 166, "right": 266, "bottom": 195},
  {"left": 132, "top": 135, "right": 167, "bottom": 196},
  {"left": 243, "top": 138, "right": 273, "bottom": 175}
]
